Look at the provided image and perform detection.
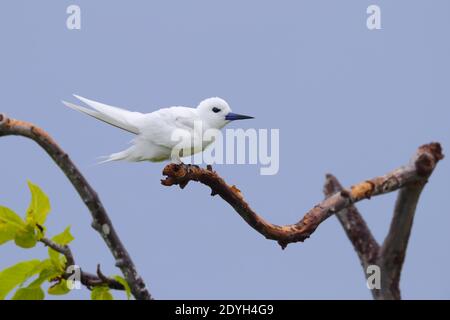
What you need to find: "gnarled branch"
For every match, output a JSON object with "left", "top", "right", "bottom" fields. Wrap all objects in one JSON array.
[
  {"left": 322, "top": 147, "right": 443, "bottom": 300},
  {"left": 161, "top": 143, "right": 442, "bottom": 300},
  {"left": 0, "top": 114, "right": 151, "bottom": 300},
  {"left": 161, "top": 143, "right": 443, "bottom": 250}
]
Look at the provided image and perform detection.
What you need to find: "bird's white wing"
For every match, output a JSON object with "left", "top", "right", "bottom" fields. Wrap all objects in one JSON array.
[
  {"left": 160, "top": 106, "right": 198, "bottom": 130},
  {"left": 138, "top": 106, "right": 199, "bottom": 149},
  {"left": 62, "top": 95, "right": 144, "bottom": 134}
]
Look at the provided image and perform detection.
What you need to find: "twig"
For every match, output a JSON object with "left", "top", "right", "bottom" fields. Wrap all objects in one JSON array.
[
  {"left": 0, "top": 114, "right": 151, "bottom": 300},
  {"left": 40, "top": 238, "right": 76, "bottom": 267},
  {"left": 161, "top": 143, "right": 443, "bottom": 249},
  {"left": 40, "top": 238, "right": 125, "bottom": 291}
]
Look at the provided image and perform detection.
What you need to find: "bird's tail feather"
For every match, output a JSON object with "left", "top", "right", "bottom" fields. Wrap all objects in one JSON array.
[
  {"left": 97, "top": 147, "right": 136, "bottom": 164},
  {"left": 62, "top": 95, "right": 141, "bottom": 134}
]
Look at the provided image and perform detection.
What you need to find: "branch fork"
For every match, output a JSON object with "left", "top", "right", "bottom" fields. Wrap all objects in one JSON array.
[
  {"left": 39, "top": 238, "right": 124, "bottom": 290},
  {"left": 161, "top": 143, "right": 443, "bottom": 299}
]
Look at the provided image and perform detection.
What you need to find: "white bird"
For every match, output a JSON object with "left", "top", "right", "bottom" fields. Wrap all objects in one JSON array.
[{"left": 62, "top": 95, "right": 253, "bottom": 163}]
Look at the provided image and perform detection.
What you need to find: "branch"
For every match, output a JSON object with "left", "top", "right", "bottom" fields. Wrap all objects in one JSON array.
[
  {"left": 376, "top": 143, "right": 443, "bottom": 299},
  {"left": 161, "top": 143, "right": 443, "bottom": 249},
  {"left": 0, "top": 114, "right": 151, "bottom": 300},
  {"left": 323, "top": 174, "right": 379, "bottom": 270},
  {"left": 323, "top": 143, "right": 443, "bottom": 300},
  {"left": 40, "top": 238, "right": 125, "bottom": 291}
]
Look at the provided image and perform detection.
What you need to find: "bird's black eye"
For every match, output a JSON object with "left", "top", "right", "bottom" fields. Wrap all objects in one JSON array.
[{"left": 212, "top": 107, "right": 221, "bottom": 113}]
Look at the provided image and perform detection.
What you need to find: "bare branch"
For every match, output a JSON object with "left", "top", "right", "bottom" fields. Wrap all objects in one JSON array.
[
  {"left": 323, "top": 174, "right": 379, "bottom": 269},
  {"left": 0, "top": 114, "right": 151, "bottom": 300},
  {"left": 323, "top": 144, "right": 443, "bottom": 300},
  {"left": 324, "top": 175, "right": 384, "bottom": 299},
  {"left": 162, "top": 143, "right": 443, "bottom": 249},
  {"left": 40, "top": 238, "right": 125, "bottom": 291},
  {"left": 375, "top": 141, "right": 444, "bottom": 300}
]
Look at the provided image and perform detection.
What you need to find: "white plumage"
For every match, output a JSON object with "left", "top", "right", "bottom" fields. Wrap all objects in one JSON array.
[{"left": 62, "top": 95, "right": 253, "bottom": 163}]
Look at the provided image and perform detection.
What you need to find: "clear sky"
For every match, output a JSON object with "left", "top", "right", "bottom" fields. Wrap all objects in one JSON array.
[{"left": 0, "top": 0, "right": 449, "bottom": 299}]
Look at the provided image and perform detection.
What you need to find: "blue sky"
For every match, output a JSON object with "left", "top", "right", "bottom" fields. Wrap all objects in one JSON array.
[{"left": 0, "top": 1, "right": 449, "bottom": 299}]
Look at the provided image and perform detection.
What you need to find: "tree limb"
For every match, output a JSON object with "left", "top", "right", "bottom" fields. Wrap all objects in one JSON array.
[
  {"left": 375, "top": 143, "right": 443, "bottom": 299},
  {"left": 161, "top": 143, "right": 443, "bottom": 250},
  {"left": 40, "top": 238, "right": 125, "bottom": 291},
  {"left": 0, "top": 114, "right": 151, "bottom": 300},
  {"left": 323, "top": 143, "right": 443, "bottom": 300},
  {"left": 376, "top": 179, "right": 428, "bottom": 299},
  {"left": 323, "top": 174, "right": 379, "bottom": 271}
]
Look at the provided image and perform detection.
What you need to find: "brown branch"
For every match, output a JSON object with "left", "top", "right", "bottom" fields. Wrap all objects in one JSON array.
[
  {"left": 322, "top": 143, "right": 443, "bottom": 300},
  {"left": 162, "top": 143, "right": 442, "bottom": 299},
  {"left": 323, "top": 175, "right": 385, "bottom": 299},
  {"left": 161, "top": 143, "right": 443, "bottom": 250},
  {"left": 323, "top": 174, "right": 379, "bottom": 270},
  {"left": 40, "top": 238, "right": 76, "bottom": 268},
  {"left": 39, "top": 238, "right": 125, "bottom": 291},
  {"left": 0, "top": 114, "right": 151, "bottom": 300}
]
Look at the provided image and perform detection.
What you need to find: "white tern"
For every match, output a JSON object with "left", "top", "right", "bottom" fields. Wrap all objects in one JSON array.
[{"left": 62, "top": 95, "right": 253, "bottom": 163}]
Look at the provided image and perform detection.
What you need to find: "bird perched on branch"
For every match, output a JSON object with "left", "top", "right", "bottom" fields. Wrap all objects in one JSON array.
[{"left": 62, "top": 95, "right": 253, "bottom": 163}]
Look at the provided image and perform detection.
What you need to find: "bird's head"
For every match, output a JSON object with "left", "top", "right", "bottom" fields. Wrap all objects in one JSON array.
[{"left": 197, "top": 97, "right": 253, "bottom": 129}]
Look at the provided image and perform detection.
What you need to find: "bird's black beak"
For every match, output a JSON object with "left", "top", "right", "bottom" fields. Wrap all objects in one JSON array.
[{"left": 225, "top": 112, "right": 254, "bottom": 121}]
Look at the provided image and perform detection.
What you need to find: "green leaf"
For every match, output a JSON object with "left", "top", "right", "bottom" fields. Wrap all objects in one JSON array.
[
  {"left": 0, "top": 260, "right": 41, "bottom": 300},
  {"left": 48, "top": 279, "right": 70, "bottom": 296},
  {"left": 26, "top": 261, "right": 61, "bottom": 289},
  {"left": 13, "top": 260, "right": 62, "bottom": 300},
  {"left": 91, "top": 286, "right": 113, "bottom": 300},
  {"left": 48, "top": 227, "right": 74, "bottom": 269},
  {"left": 51, "top": 226, "right": 74, "bottom": 246},
  {"left": 0, "top": 206, "right": 24, "bottom": 228},
  {"left": 0, "top": 206, "right": 25, "bottom": 245},
  {"left": 14, "top": 223, "right": 37, "bottom": 248},
  {"left": 12, "top": 286, "right": 44, "bottom": 300},
  {"left": 113, "top": 275, "right": 131, "bottom": 300},
  {"left": 26, "top": 181, "right": 51, "bottom": 226},
  {"left": 11, "top": 261, "right": 58, "bottom": 300},
  {"left": 48, "top": 249, "right": 64, "bottom": 270},
  {"left": 20, "top": 259, "right": 52, "bottom": 287}
]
